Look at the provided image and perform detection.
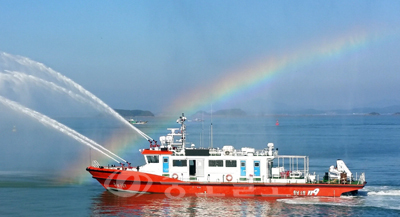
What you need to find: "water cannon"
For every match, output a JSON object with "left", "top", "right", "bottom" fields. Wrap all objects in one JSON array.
[
  {"left": 181, "top": 113, "right": 187, "bottom": 121},
  {"left": 177, "top": 113, "right": 187, "bottom": 124},
  {"left": 267, "top": 143, "right": 274, "bottom": 156}
]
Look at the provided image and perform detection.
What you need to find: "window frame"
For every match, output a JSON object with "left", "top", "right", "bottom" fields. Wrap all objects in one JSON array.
[
  {"left": 226, "top": 160, "right": 237, "bottom": 167},
  {"left": 173, "top": 159, "right": 187, "bottom": 167},
  {"left": 146, "top": 155, "right": 159, "bottom": 163},
  {"left": 209, "top": 160, "right": 223, "bottom": 167}
]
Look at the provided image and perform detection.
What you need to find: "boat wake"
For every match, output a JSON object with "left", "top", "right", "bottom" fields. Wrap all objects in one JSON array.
[
  {"left": 364, "top": 186, "right": 400, "bottom": 196},
  {"left": 277, "top": 196, "right": 361, "bottom": 207},
  {"left": 277, "top": 186, "right": 400, "bottom": 211}
]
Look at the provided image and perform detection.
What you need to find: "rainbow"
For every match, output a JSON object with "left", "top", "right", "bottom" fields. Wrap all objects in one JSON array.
[
  {"left": 166, "top": 28, "right": 383, "bottom": 115},
  {"left": 68, "top": 27, "right": 388, "bottom": 184}
]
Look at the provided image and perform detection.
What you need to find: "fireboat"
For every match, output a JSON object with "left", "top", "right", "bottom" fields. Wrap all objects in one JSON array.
[{"left": 87, "top": 113, "right": 366, "bottom": 197}]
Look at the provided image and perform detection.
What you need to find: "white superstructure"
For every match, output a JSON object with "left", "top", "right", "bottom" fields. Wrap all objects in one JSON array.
[{"left": 138, "top": 114, "right": 315, "bottom": 184}]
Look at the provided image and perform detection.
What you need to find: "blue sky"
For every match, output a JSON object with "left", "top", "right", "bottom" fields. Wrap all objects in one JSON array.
[{"left": 1, "top": 1, "right": 400, "bottom": 113}]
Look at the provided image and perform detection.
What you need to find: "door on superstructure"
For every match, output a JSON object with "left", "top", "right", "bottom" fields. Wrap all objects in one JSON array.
[
  {"left": 189, "top": 160, "right": 196, "bottom": 176},
  {"left": 268, "top": 161, "right": 273, "bottom": 178},
  {"left": 254, "top": 160, "right": 260, "bottom": 176},
  {"left": 163, "top": 156, "right": 169, "bottom": 173},
  {"left": 240, "top": 160, "right": 246, "bottom": 176},
  {"left": 196, "top": 159, "right": 204, "bottom": 177}
]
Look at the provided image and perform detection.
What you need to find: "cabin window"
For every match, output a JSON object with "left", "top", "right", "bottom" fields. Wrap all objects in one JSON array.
[
  {"left": 209, "top": 160, "right": 223, "bottom": 167},
  {"left": 146, "top": 155, "right": 159, "bottom": 163},
  {"left": 226, "top": 160, "right": 237, "bottom": 167},
  {"left": 164, "top": 158, "right": 168, "bottom": 163},
  {"left": 255, "top": 162, "right": 260, "bottom": 167},
  {"left": 173, "top": 160, "right": 187, "bottom": 167}
]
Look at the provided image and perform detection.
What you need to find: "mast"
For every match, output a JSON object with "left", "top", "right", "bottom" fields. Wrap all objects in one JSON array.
[{"left": 177, "top": 113, "right": 187, "bottom": 148}]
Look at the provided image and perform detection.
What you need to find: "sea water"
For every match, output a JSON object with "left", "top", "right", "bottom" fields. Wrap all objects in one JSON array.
[{"left": 1, "top": 115, "right": 400, "bottom": 216}]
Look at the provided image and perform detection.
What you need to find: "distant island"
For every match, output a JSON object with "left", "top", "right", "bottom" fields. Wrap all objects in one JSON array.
[
  {"left": 366, "top": 112, "right": 380, "bottom": 116},
  {"left": 114, "top": 109, "right": 154, "bottom": 117},
  {"left": 193, "top": 108, "right": 246, "bottom": 117}
]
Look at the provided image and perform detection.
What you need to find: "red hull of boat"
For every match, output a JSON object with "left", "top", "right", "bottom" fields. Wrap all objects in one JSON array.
[{"left": 87, "top": 166, "right": 365, "bottom": 197}]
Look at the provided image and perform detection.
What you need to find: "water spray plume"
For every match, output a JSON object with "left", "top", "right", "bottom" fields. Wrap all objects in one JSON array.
[
  {"left": 1, "top": 52, "right": 153, "bottom": 142},
  {"left": 0, "top": 70, "right": 124, "bottom": 115},
  {"left": 0, "top": 95, "right": 126, "bottom": 164}
]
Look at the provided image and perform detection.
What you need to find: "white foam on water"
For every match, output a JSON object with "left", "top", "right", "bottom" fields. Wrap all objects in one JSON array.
[
  {"left": 367, "top": 190, "right": 400, "bottom": 196},
  {"left": 277, "top": 196, "right": 360, "bottom": 207},
  {"left": 278, "top": 186, "right": 400, "bottom": 211},
  {"left": 364, "top": 186, "right": 400, "bottom": 196}
]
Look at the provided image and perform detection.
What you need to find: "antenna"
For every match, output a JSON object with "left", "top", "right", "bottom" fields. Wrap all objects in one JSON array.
[
  {"left": 210, "top": 104, "right": 213, "bottom": 148},
  {"left": 89, "top": 147, "right": 91, "bottom": 166},
  {"left": 201, "top": 111, "right": 204, "bottom": 148},
  {"left": 210, "top": 122, "right": 213, "bottom": 148}
]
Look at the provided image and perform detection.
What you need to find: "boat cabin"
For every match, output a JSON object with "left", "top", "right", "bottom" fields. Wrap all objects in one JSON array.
[{"left": 138, "top": 115, "right": 312, "bottom": 184}]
